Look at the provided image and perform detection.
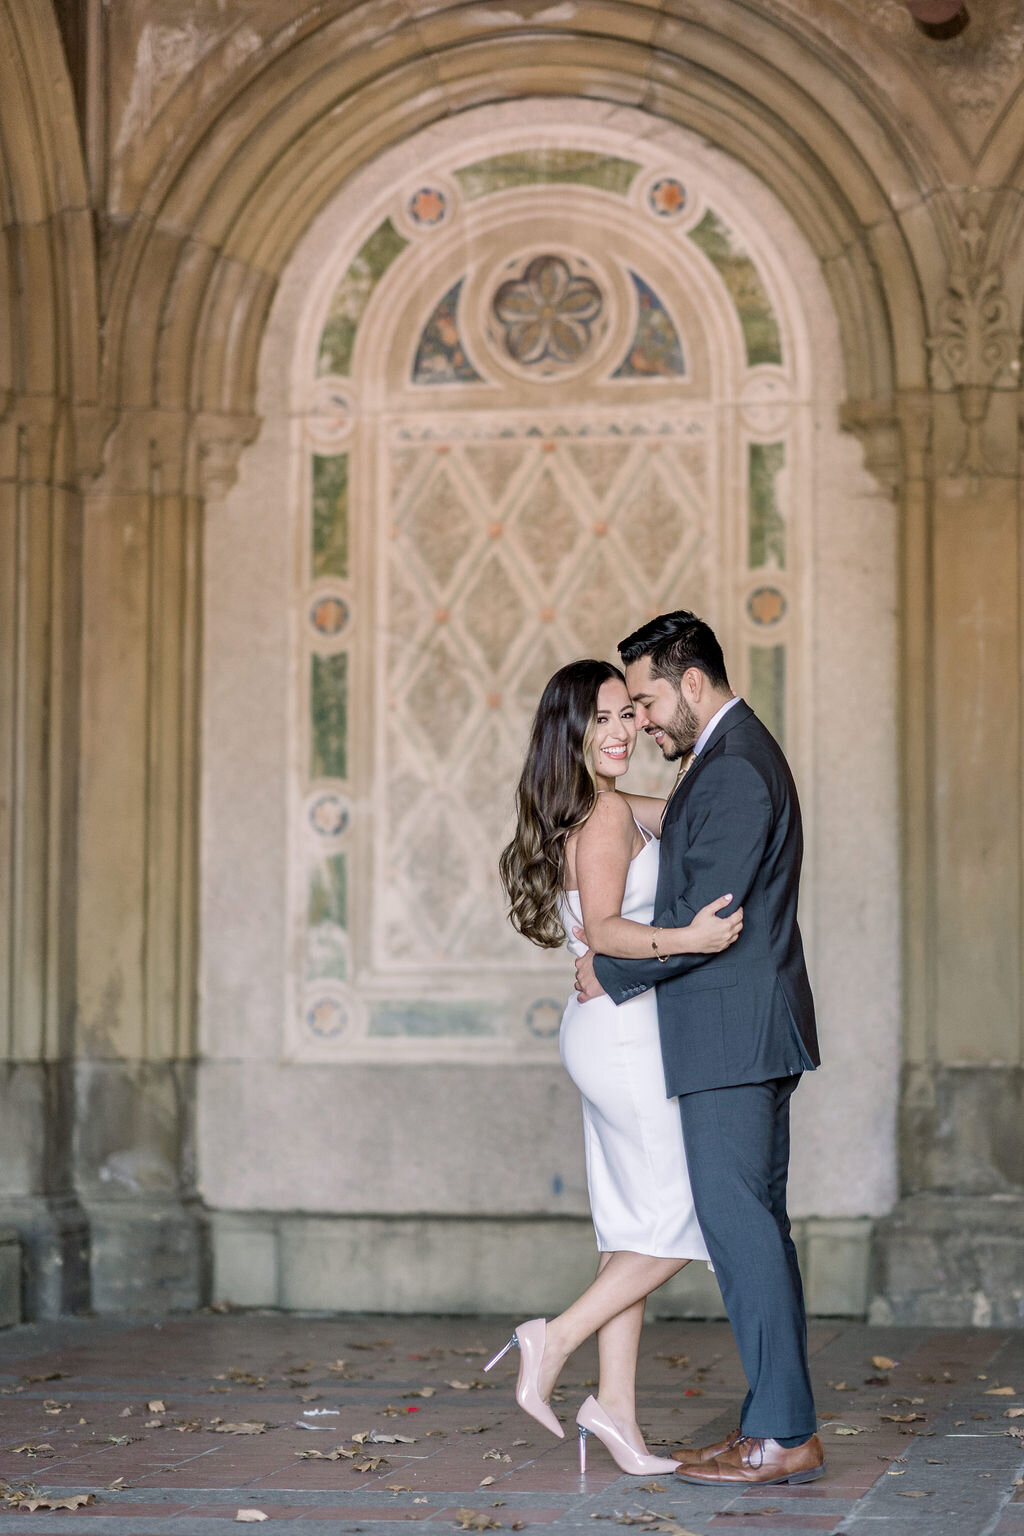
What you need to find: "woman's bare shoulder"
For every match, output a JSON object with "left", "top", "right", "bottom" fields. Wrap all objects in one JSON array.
[{"left": 576, "top": 790, "right": 635, "bottom": 843}]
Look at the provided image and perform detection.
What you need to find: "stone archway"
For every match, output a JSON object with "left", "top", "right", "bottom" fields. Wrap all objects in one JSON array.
[
  {"left": 9, "top": 0, "right": 1015, "bottom": 1319},
  {"left": 199, "top": 103, "right": 899, "bottom": 1314}
]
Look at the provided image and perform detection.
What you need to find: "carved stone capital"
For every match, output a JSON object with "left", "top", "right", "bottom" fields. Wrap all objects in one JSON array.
[
  {"left": 92, "top": 410, "right": 260, "bottom": 499},
  {"left": 840, "top": 397, "right": 902, "bottom": 492},
  {"left": 192, "top": 412, "right": 261, "bottom": 501},
  {"left": 71, "top": 406, "right": 118, "bottom": 490}
]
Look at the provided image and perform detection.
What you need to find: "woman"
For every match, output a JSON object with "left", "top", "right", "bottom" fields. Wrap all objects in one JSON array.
[{"left": 488, "top": 659, "right": 742, "bottom": 1476}]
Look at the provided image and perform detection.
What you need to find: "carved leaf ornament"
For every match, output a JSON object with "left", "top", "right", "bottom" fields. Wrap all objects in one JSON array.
[{"left": 930, "top": 268, "right": 1017, "bottom": 389}]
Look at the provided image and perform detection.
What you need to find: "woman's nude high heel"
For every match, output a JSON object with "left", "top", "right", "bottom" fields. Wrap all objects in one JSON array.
[
  {"left": 575, "top": 1396, "right": 678, "bottom": 1475},
  {"left": 483, "top": 1318, "right": 564, "bottom": 1439}
]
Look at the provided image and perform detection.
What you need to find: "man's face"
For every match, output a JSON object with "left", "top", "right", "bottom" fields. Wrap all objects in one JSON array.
[{"left": 625, "top": 655, "right": 701, "bottom": 762}]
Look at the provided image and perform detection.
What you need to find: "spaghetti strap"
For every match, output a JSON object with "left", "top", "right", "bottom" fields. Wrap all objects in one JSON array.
[{"left": 631, "top": 814, "right": 654, "bottom": 846}]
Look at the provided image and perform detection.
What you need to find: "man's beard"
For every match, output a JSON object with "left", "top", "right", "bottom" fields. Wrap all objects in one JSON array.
[{"left": 655, "top": 695, "right": 701, "bottom": 761}]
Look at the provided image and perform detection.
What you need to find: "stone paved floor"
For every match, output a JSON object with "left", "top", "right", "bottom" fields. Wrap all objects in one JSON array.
[{"left": 0, "top": 1314, "right": 1022, "bottom": 1535}]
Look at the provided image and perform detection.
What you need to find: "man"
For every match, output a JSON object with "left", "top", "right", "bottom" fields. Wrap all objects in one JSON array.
[{"left": 574, "top": 610, "right": 824, "bottom": 1487}]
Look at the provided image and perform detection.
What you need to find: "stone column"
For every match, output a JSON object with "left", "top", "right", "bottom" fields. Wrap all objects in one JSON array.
[
  {"left": 73, "top": 409, "right": 256, "bottom": 1311},
  {"left": 870, "top": 238, "right": 1024, "bottom": 1324},
  {"left": 0, "top": 399, "right": 91, "bottom": 1317}
]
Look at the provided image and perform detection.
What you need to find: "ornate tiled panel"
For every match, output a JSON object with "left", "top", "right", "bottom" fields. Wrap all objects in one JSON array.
[{"left": 288, "top": 129, "right": 806, "bottom": 1061}]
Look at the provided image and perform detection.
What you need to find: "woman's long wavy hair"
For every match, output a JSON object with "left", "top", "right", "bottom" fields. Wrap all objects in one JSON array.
[{"left": 499, "top": 659, "right": 626, "bottom": 949}]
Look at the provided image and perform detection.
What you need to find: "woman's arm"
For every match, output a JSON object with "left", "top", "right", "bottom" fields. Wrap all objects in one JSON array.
[{"left": 575, "top": 794, "right": 742, "bottom": 959}]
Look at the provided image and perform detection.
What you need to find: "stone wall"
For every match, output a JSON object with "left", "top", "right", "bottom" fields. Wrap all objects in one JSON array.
[{"left": 1, "top": 0, "right": 1022, "bottom": 1321}]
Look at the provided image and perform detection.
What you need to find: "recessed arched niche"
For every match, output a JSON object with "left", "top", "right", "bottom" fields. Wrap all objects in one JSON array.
[{"left": 200, "top": 102, "right": 897, "bottom": 1264}]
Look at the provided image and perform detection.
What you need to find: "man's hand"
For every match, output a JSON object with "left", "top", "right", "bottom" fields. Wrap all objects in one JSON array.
[{"left": 574, "top": 946, "right": 606, "bottom": 1003}]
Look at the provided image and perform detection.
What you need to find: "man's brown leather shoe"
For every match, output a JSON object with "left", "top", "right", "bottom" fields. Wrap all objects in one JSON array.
[
  {"left": 671, "top": 1429, "right": 741, "bottom": 1465},
  {"left": 674, "top": 1434, "right": 825, "bottom": 1485}
]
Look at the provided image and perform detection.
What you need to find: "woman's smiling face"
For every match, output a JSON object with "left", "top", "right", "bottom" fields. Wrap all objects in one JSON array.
[{"left": 590, "top": 677, "right": 637, "bottom": 785}]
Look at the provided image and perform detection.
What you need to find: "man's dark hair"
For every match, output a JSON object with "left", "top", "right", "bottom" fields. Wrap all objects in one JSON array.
[{"left": 618, "top": 609, "right": 730, "bottom": 691}]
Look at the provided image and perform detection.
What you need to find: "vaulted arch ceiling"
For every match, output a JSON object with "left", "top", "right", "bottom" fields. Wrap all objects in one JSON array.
[{"left": 97, "top": 0, "right": 978, "bottom": 435}]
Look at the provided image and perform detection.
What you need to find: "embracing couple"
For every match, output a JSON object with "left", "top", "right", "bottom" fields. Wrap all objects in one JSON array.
[{"left": 489, "top": 610, "right": 824, "bottom": 1487}]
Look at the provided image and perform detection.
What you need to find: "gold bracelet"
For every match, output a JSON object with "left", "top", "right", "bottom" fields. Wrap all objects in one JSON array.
[{"left": 651, "top": 927, "right": 669, "bottom": 964}]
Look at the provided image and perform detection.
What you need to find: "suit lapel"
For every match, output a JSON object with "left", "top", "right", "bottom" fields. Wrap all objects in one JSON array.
[{"left": 659, "top": 699, "right": 752, "bottom": 831}]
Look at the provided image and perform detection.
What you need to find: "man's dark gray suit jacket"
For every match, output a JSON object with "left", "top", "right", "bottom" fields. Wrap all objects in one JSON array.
[{"left": 592, "top": 700, "right": 819, "bottom": 1097}]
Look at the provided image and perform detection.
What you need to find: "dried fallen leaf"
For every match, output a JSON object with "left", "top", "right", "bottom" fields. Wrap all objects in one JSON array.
[
  {"left": 479, "top": 1475, "right": 496, "bottom": 1486},
  {"left": 105, "top": 1478, "right": 127, "bottom": 1492},
  {"left": 147, "top": 1400, "right": 166, "bottom": 1413},
  {"left": 459, "top": 1425, "right": 490, "bottom": 1435},
  {"left": 42, "top": 1401, "right": 68, "bottom": 1416},
  {"left": 880, "top": 1413, "right": 925, "bottom": 1423},
  {"left": 454, "top": 1511, "right": 502, "bottom": 1531},
  {"left": 298, "top": 1391, "right": 322, "bottom": 1402},
  {"left": 18, "top": 1493, "right": 95, "bottom": 1512},
  {"left": 370, "top": 1432, "right": 417, "bottom": 1444},
  {"left": 1005, "top": 1408, "right": 1024, "bottom": 1418},
  {"left": 896, "top": 1490, "right": 931, "bottom": 1498},
  {"left": 295, "top": 1446, "right": 356, "bottom": 1461},
  {"left": 386, "top": 1484, "right": 413, "bottom": 1493},
  {"left": 925, "top": 1458, "right": 948, "bottom": 1464},
  {"left": 408, "top": 1387, "right": 436, "bottom": 1398},
  {"left": 210, "top": 1422, "right": 269, "bottom": 1435},
  {"left": 447, "top": 1380, "right": 487, "bottom": 1391},
  {"left": 829, "top": 1381, "right": 853, "bottom": 1392},
  {"left": 351, "top": 1455, "right": 388, "bottom": 1472},
  {"left": 886, "top": 1467, "right": 907, "bottom": 1477},
  {"left": 21, "top": 1371, "right": 69, "bottom": 1383},
  {"left": 511, "top": 1439, "right": 527, "bottom": 1447},
  {"left": 327, "top": 1360, "right": 353, "bottom": 1377},
  {"left": 638, "top": 1481, "right": 666, "bottom": 1493},
  {"left": 9, "top": 1444, "right": 54, "bottom": 1456},
  {"left": 831, "top": 1424, "right": 871, "bottom": 1435},
  {"left": 872, "top": 1355, "right": 897, "bottom": 1371},
  {"left": 235, "top": 1511, "right": 268, "bottom": 1523},
  {"left": 655, "top": 1354, "right": 690, "bottom": 1369},
  {"left": 985, "top": 1386, "right": 1016, "bottom": 1396},
  {"left": 119, "top": 1407, "right": 133, "bottom": 1418}
]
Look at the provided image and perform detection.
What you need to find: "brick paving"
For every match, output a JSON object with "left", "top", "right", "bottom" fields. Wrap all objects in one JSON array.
[{"left": 0, "top": 1314, "right": 1021, "bottom": 1535}]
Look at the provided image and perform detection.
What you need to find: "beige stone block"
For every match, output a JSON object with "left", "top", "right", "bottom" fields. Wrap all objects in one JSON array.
[
  {"left": 800, "top": 1217, "right": 872, "bottom": 1318},
  {"left": 198, "top": 1061, "right": 588, "bottom": 1216},
  {"left": 211, "top": 1213, "right": 279, "bottom": 1309},
  {"left": 277, "top": 1216, "right": 599, "bottom": 1314},
  {"left": 0, "top": 1229, "right": 21, "bottom": 1328}
]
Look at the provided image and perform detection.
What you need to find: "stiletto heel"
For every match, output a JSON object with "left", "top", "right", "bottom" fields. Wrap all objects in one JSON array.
[
  {"left": 483, "top": 1336, "right": 516, "bottom": 1373},
  {"left": 575, "top": 1396, "right": 679, "bottom": 1476},
  {"left": 482, "top": 1319, "right": 564, "bottom": 1440}
]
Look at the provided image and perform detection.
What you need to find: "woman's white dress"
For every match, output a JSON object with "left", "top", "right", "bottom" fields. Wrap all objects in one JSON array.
[{"left": 558, "top": 826, "right": 710, "bottom": 1261}]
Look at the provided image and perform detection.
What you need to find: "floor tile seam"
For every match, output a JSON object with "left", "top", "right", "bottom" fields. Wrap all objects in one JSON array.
[{"left": 836, "top": 1406, "right": 1024, "bottom": 1525}]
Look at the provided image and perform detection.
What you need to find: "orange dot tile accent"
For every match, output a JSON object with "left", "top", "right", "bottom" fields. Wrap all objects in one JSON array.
[
  {"left": 593, "top": 521, "right": 609, "bottom": 536},
  {"left": 488, "top": 522, "right": 503, "bottom": 538},
  {"left": 435, "top": 608, "right": 450, "bottom": 624},
  {"left": 435, "top": 444, "right": 450, "bottom": 454},
  {"left": 648, "top": 441, "right": 662, "bottom": 452},
  {"left": 540, "top": 606, "right": 555, "bottom": 623},
  {"left": 542, "top": 441, "right": 557, "bottom": 453},
  {"left": 487, "top": 692, "right": 502, "bottom": 708}
]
